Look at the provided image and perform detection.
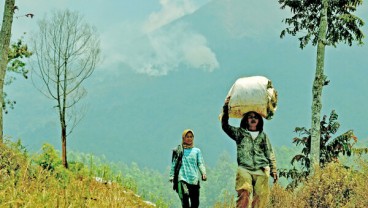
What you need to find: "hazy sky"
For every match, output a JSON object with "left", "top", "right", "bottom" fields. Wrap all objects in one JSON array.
[
  {"left": 3, "top": 0, "right": 368, "bottom": 171},
  {"left": 13, "top": 0, "right": 214, "bottom": 75}
]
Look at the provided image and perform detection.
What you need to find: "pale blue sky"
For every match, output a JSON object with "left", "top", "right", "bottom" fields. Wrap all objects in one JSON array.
[
  {"left": 3, "top": 0, "right": 368, "bottom": 171},
  {"left": 13, "top": 0, "right": 217, "bottom": 75}
]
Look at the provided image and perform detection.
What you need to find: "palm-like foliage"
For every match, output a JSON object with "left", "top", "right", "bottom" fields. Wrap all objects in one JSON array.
[{"left": 279, "top": 110, "right": 358, "bottom": 189}]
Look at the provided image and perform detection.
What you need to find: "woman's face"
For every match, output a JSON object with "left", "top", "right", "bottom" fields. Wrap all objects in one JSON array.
[{"left": 183, "top": 132, "right": 194, "bottom": 144}]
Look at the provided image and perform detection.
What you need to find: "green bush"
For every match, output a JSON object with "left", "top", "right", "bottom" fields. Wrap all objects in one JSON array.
[{"left": 33, "top": 143, "right": 62, "bottom": 171}]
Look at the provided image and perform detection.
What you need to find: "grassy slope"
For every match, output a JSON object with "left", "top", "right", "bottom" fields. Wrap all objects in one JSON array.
[
  {"left": 0, "top": 141, "right": 156, "bottom": 207},
  {"left": 1, "top": 140, "right": 367, "bottom": 207}
]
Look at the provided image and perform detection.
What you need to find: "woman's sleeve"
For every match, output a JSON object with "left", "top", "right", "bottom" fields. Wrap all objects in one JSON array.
[{"left": 197, "top": 149, "right": 206, "bottom": 176}]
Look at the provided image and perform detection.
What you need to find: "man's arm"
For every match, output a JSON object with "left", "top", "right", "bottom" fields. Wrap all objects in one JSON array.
[
  {"left": 221, "top": 96, "right": 241, "bottom": 141},
  {"left": 265, "top": 136, "right": 278, "bottom": 183}
]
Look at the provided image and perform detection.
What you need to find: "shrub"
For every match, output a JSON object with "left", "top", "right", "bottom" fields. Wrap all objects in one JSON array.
[
  {"left": 279, "top": 110, "right": 358, "bottom": 189},
  {"left": 268, "top": 161, "right": 368, "bottom": 208},
  {"left": 33, "top": 143, "right": 62, "bottom": 171}
]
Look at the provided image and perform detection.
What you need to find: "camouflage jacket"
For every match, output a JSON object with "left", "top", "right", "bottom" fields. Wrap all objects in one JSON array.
[{"left": 221, "top": 105, "right": 277, "bottom": 173}]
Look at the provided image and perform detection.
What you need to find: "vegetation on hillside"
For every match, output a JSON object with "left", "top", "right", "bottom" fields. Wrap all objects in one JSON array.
[
  {"left": 0, "top": 139, "right": 156, "bottom": 207},
  {"left": 1, "top": 136, "right": 367, "bottom": 207},
  {"left": 269, "top": 160, "right": 368, "bottom": 208}
]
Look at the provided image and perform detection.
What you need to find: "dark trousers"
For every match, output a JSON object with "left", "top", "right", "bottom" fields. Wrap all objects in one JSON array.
[{"left": 178, "top": 181, "right": 200, "bottom": 208}]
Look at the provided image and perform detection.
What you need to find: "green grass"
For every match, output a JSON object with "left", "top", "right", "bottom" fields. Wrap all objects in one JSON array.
[
  {"left": 0, "top": 140, "right": 157, "bottom": 207},
  {"left": 1, "top": 139, "right": 367, "bottom": 208}
]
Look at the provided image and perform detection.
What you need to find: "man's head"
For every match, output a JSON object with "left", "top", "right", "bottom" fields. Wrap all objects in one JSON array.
[
  {"left": 182, "top": 129, "right": 194, "bottom": 148},
  {"left": 240, "top": 111, "right": 263, "bottom": 131}
]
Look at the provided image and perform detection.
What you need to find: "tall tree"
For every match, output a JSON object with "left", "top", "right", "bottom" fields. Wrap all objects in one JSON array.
[
  {"left": 0, "top": 0, "right": 15, "bottom": 142},
  {"left": 32, "top": 9, "right": 101, "bottom": 168},
  {"left": 279, "top": 0, "right": 365, "bottom": 169},
  {"left": 4, "top": 38, "right": 32, "bottom": 114}
]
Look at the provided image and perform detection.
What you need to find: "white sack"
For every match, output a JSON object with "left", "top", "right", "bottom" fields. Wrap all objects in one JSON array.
[{"left": 223, "top": 76, "right": 278, "bottom": 120}]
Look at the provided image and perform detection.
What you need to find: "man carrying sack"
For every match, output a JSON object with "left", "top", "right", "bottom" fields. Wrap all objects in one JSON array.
[{"left": 220, "top": 76, "right": 278, "bottom": 208}]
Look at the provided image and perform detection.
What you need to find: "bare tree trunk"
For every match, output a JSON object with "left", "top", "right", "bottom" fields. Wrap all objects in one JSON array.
[
  {"left": 61, "top": 122, "right": 68, "bottom": 168},
  {"left": 32, "top": 10, "right": 100, "bottom": 169},
  {"left": 61, "top": 58, "right": 68, "bottom": 168},
  {"left": 0, "top": 0, "right": 15, "bottom": 143},
  {"left": 310, "top": 0, "right": 328, "bottom": 171}
]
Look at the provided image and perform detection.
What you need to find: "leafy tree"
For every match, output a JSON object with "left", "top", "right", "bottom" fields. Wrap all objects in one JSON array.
[
  {"left": 31, "top": 9, "right": 101, "bottom": 168},
  {"left": 4, "top": 38, "right": 32, "bottom": 113},
  {"left": 278, "top": 110, "right": 358, "bottom": 189},
  {"left": 0, "top": 0, "right": 33, "bottom": 142},
  {"left": 0, "top": 0, "right": 16, "bottom": 142},
  {"left": 279, "top": 0, "right": 365, "bottom": 169}
]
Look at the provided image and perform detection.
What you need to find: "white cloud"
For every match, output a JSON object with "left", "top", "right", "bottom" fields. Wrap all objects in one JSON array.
[
  {"left": 101, "top": 1, "right": 219, "bottom": 76},
  {"left": 128, "top": 23, "right": 219, "bottom": 76},
  {"left": 181, "top": 33, "right": 218, "bottom": 71},
  {"left": 143, "top": 0, "right": 198, "bottom": 33}
]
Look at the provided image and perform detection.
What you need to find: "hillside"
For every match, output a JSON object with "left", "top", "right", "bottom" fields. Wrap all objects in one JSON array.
[
  {"left": 0, "top": 141, "right": 156, "bottom": 207},
  {"left": 1, "top": 139, "right": 368, "bottom": 207}
]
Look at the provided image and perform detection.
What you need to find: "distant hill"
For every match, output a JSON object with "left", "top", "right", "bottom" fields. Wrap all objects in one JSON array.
[{"left": 4, "top": 0, "right": 368, "bottom": 173}]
